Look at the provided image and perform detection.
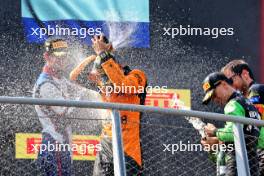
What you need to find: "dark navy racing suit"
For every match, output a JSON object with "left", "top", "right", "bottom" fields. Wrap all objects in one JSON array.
[{"left": 248, "top": 83, "right": 264, "bottom": 175}]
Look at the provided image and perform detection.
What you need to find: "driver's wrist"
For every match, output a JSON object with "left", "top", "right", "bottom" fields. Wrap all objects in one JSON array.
[
  {"left": 213, "top": 129, "right": 218, "bottom": 136},
  {"left": 96, "top": 49, "right": 106, "bottom": 55},
  {"left": 97, "top": 51, "right": 113, "bottom": 63}
]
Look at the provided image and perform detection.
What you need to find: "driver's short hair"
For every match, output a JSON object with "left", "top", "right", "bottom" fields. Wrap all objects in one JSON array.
[{"left": 221, "top": 59, "right": 255, "bottom": 80}]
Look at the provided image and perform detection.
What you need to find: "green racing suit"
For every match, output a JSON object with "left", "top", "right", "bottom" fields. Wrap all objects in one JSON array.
[{"left": 215, "top": 91, "right": 260, "bottom": 176}]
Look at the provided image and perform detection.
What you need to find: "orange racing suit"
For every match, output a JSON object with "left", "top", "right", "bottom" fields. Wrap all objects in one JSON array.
[{"left": 70, "top": 53, "right": 147, "bottom": 173}]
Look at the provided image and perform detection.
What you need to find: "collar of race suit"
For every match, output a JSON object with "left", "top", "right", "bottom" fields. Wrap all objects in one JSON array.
[
  {"left": 249, "top": 81, "right": 256, "bottom": 88},
  {"left": 227, "top": 91, "right": 241, "bottom": 102}
]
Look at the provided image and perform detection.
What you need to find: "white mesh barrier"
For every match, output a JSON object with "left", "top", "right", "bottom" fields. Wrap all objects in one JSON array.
[{"left": 0, "top": 99, "right": 262, "bottom": 176}]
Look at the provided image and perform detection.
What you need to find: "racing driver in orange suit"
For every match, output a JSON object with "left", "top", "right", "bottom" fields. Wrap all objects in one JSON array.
[{"left": 70, "top": 35, "right": 147, "bottom": 175}]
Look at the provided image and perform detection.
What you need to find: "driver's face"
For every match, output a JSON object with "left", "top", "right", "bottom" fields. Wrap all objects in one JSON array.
[
  {"left": 211, "top": 82, "right": 227, "bottom": 105},
  {"left": 49, "top": 54, "right": 69, "bottom": 70},
  {"left": 223, "top": 69, "right": 244, "bottom": 91}
]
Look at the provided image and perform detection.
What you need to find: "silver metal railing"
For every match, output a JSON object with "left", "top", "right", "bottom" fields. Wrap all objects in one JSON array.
[{"left": 0, "top": 96, "right": 262, "bottom": 176}]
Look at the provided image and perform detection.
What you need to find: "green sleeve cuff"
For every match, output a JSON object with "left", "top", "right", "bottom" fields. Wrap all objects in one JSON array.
[{"left": 216, "top": 127, "right": 234, "bottom": 142}]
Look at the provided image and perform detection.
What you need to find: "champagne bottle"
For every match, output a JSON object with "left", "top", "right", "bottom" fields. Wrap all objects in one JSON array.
[{"left": 216, "top": 145, "right": 226, "bottom": 176}]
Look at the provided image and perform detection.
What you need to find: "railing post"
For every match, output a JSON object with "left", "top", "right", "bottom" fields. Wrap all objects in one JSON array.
[
  {"left": 112, "top": 110, "right": 126, "bottom": 176},
  {"left": 233, "top": 123, "right": 250, "bottom": 176}
]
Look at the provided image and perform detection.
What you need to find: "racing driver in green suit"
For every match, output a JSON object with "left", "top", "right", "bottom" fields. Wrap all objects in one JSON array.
[{"left": 201, "top": 72, "right": 260, "bottom": 176}]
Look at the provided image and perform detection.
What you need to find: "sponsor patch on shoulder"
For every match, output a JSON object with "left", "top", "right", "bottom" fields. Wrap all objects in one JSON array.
[
  {"left": 224, "top": 102, "right": 236, "bottom": 114},
  {"left": 249, "top": 96, "right": 260, "bottom": 103},
  {"left": 249, "top": 91, "right": 259, "bottom": 97}
]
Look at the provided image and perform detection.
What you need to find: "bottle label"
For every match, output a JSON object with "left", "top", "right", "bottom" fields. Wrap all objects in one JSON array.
[{"left": 219, "top": 166, "right": 226, "bottom": 175}]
